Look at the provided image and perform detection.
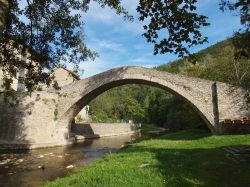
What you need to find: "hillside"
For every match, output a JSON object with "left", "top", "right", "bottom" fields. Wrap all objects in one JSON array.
[
  {"left": 156, "top": 39, "right": 233, "bottom": 73},
  {"left": 87, "top": 36, "right": 250, "bottom": 129},
  {"left": 156, "top": 36, "right": 250, "bottom": 88}
]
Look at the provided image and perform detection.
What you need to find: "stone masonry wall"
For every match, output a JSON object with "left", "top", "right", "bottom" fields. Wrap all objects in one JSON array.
[{"left": 71, "top": 123, "right": 139, "bottom": 139}]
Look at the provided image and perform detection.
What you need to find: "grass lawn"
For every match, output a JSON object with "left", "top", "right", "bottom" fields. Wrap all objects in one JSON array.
[
  {"left": 140, "top": 123, "right": 164, "bottom": 133},
  {"left": 44, "top": 130, "right": 250, "bottom": 187}
]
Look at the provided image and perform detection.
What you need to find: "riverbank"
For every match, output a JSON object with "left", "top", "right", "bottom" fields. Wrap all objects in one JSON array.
[
  {"left": 44, "top": 130, "right": 250, "bottom": 187},
  {"left": 0, "top": 134, "right": 139, "bottom": 187},
  {"left": 140, "top": 123, "right": 165, "bottom": 133}
]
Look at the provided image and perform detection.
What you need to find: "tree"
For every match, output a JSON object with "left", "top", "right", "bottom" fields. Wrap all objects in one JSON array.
[
  {"left": 137, "top": 0, "right": 210, "bottom": 58},
  {"left": 0, "top": 0, "right": 249, "bottom": 94},
  {"left": 220, "top": 1, "right": 250, "bottom": 91},
  {"left": 220, "top": 0, "right": 249, "bottom": 31},
  {"left": 0, "top": 0, "right": 132, "bottom": 93},
  {"left": 123, "top": 96, "right": 144, "bottom": 123}
]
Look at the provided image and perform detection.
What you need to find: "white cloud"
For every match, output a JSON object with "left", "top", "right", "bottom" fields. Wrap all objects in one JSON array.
[
  {"left": 133, "top": 43, "right": 148, "bottom": 50},
  {"left": 84, "top": 1, "right": 144, "bottom": 36},
  {"left": 197, "top": 0, "right": 213, "bottom": 8},
  {"left": 84, "top": 0, "right": 140, "bottom": 24},
  {"left": 84, "top": 1, "right": 120, "bottom": 24},
  {"left": 90, "top": 38, "right": 126, "bottom": 53},
  {"left": 112, "top": 20, "right": 144, "bottom": 35},
  {"left": 127, "top": 54, "right": 170, "bottom": 67},
  {"left": 79, "top": 59, "right": 107, "bottom": 78},
  {"left": 78, "top": 54, "right": 123, "bottom": 78},
  {"left": 130, "top": 57, "right": 148, "bottom": 63}
]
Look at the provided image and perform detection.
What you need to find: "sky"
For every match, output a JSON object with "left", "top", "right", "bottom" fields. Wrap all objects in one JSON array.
[{"left": 73, "top": 0, "right": 242, "bottom": 78}]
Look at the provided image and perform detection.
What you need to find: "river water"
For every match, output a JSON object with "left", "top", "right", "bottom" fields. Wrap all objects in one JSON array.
[{"left": 0, "top": 133, "right": 141, "bottom": 187}]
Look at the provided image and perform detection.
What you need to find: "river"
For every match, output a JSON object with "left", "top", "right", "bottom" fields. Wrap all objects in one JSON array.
[{"left": 0, "top": 133, "right": 141, "bottom": 187}]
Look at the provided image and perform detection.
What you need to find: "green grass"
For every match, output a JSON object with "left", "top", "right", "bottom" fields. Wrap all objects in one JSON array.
[
  {"left": 44, "top": 130, "right": 250, "bottom": 187},
  {"left": 140, "top": 123, "right": 163, "bottom": 133}
]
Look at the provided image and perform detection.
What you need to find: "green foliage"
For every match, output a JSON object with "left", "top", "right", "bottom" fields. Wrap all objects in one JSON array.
[
  {"left": 54, "top": 104, "right": 58, "bottom": 121},
  {"left": 75, "top": 114, "right": 81, "bottom": 122},
  {"left": 220, "top": 0, "right": 250, "bottom": 31},
  {"left": 89, "top": 83, "right": 205, "bottom": 130},
  {"left": 89, "top": 85, "right": 148, "bottom": 123},
  {"left": 0, "top": 0, "right": 131, "bottom": 93},
  {"left": 91, "top": 111, "right": 116, "bottom": 123},
  {"left": 145, "top": 89, "right": 205, "bottom": 130},
  {"left": 137, "top": 0, "right": 210, "bottom": 57},
  {"left": 123, "top": 96, "right": 145, "bottom": 123},
  {"left": 3, "top": 89, "right": 19, "bottom": 107},
  {"left": 163, "top": 97, "right": 205, "bottom": 130},
  {"left": 157, "top": 35, "right": 250, "bottom": 89}
]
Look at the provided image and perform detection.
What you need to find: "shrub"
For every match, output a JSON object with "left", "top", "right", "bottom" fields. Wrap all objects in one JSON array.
[{"left": 75, "top": 114, "right": 82, "bottom": 122}]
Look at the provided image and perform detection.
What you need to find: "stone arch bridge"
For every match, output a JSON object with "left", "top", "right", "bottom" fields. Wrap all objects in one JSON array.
[{"left": 0, "top": 66, "right": 249, "bottom": 148}]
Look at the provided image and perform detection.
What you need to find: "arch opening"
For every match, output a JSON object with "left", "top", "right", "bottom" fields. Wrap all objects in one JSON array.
[{"left": 60, "top": 78, "right": 215, "bottom": 133}]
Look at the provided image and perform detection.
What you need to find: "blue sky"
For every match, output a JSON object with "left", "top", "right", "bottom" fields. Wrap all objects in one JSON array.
[{"left": 74, "top": 0, "right": 242, "bottom": 78}]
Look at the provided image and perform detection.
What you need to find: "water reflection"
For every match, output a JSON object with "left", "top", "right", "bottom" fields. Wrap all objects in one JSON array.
[{"left": 0, "top": 133, "right": 141, "bottom": 187}]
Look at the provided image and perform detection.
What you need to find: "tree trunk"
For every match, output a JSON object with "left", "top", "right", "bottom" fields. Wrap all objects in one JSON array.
[{"left": 0, "top": 0, "right": 9, "bottom": 37}]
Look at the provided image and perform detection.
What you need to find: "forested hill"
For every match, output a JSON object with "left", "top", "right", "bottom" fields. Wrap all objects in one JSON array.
[
  {"left": 87, "top": 36, "right": 249, "bottom": 129},
  {"left": 156, "top": 37, "right": 249, "bottom": 88},
  {"left": 157, "top": 39, "right": 233, "bottom": 73}
]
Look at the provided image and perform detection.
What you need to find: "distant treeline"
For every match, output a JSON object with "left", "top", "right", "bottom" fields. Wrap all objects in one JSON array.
[{"left": 89, "top": 33, "right": 250, "bottom": 130}]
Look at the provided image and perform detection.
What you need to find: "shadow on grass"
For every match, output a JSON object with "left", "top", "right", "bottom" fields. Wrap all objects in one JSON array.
[
  {"left": 148, "top": 129, "right": 212, "bottom": 141},
  {"left": 116, "top": 130, "right": 250, "bottom": 187},
  {"left": 120, "top": 144, "right": 250, "bottom": 187}
]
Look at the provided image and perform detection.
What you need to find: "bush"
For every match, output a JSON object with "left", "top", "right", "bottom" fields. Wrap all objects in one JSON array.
[{"left": 75, "top": 114, "right": 82, "bottom": 122}]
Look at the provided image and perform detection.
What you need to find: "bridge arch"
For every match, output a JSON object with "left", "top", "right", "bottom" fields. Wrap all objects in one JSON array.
[
  {"left": 0, "top": 66, "right": 249, "bottom": 148},
  {"left": 57, "top": 66, "right": 220, "bottom": 133},
  {"left": 67, "top": 79, "right": 212, "bottom": 130}
]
